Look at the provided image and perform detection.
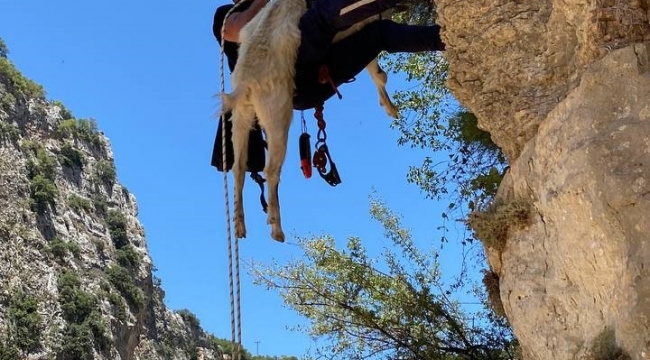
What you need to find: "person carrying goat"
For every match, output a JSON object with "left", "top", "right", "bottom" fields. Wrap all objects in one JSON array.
[
  {"left": 212, "top": 0, "right": 445, "bottom": 110},
  {"left": 211, "top": 0, "right": 445, "bottom": 241}
]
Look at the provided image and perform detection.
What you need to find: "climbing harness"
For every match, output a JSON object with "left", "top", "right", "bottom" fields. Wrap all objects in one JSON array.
[
  {"left": 299, "top": 113, "right": 313, "bottom": 179},
  {"left": 295, "top": 65, "right": 352, "bottom": 186},
  {"left": 318, "top": 65, "right": 343, "bottom": 99},
  {"left": 298, "top": 64, "right": 347, "bottom": 186},
  {"left": 299, "top": 105, "right": 342, "bottom": 186}
]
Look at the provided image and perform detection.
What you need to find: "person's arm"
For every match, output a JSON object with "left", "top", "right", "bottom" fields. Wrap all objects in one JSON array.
[{"left": 223, "top": 0, "right": 270, "bottom": 42}]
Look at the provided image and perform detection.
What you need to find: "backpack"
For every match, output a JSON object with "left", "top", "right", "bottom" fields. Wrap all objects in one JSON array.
[
  {"left": 211, "top": 111, "right": 266, "bottom": 173},
  {"left": 211, "top": 112, "right": 269, "bottom": 212}
]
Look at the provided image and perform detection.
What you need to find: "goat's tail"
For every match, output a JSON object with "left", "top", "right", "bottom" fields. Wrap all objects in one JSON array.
[{"left": 220, "top": 89, "right": 240, "bottom": 116}]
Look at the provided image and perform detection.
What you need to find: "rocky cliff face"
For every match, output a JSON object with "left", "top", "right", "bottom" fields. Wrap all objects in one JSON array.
[
  {"left": 438, "top": 0, "right": 650, "bottom": 359},
  {"left": 0, "top": 53, "right": 222, "bottom": 359}
]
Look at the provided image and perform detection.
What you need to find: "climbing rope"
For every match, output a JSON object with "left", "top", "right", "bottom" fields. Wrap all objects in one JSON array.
[{"left": 219, "top": 5, "right": 247, "bottom": 360}]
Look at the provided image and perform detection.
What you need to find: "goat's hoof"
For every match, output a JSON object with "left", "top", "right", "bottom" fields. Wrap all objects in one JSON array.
[
  {"left": 383, "top": 103, "right": 400, "bottom": 119},
  {"left": 235, "top": 221, "right": 247, "bottom": 239},
  {"left": 271, "top": 227, "right": 285, "bottom": 243}
]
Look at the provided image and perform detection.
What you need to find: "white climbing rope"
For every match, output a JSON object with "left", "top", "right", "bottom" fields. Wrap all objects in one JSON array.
[{"left": 220, "top": 5, "right": 245, "bottom": 360}]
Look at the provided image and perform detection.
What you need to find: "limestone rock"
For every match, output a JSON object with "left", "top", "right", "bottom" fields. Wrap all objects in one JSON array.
[
  {"left": 437, "top": 0, "right": 650, "bottom": 357},
  {"left": 438, "top": 0, "right": 649, "bottom": 160},
  {"left": 0, "top": 53, "right": 222, "bottom": 359},
  {"left": 498, "top": 44, "right": 650, "bottom": 360}
]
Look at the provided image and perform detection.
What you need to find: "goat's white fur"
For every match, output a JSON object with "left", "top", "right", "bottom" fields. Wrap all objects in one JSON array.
[{"left": 222, "top": 0, "right": 396, "bottom": 241}]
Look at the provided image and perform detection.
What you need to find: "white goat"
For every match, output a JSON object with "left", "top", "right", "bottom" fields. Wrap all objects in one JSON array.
[{"left": 222, "top": 0, "right": 396, "bottom": 242}]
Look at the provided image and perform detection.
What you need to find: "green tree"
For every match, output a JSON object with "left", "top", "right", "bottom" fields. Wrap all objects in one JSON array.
[
  {"left": 58, "top": 142, "right": 85, "bottom": 169},
  {"left": 252, "top": 198, "right": 518, "bottom": 360},
  {"left": 29, "top": 174, "right": 58, "bottom": 213},
  {"left": 24, "top": 143, "right": 58, "bottom": 181},
  {"left": 8, "top": 290, "right": 42, "bottom": 353},
  {"left": 209, "top": 336, "right": 253, "bottom": 360},
  {"left": 177, "top": 309, "right": 201, "bottom": 331},
  {"left": 116, "top": 245, "right": 142, "bottom": 269},
  {"left": 383, "top": 5, "right": 507, "bottom": 237},
  {"left": 0, "top": 342, "right": 18, "bottom": 360},
  {"left": 106, "top": 265, "right": 145, "bottom": 310},
  {"left": 106, "top": 210, "right": 129, "bottom": 249},
  {"left": 56, "top": 271, "right": 111, "bottom": 356},
  {"left": 0, "top": 38, "right": 8, "bottom": 59},
  {"left": 59, "top": 323, "right": 94, "bottom": 360},
  {"left": 94, "top": 159, "right": 116, "bottom": 185},
  {"left": 0, "top": 52, "right": 45, "bottom": 99}
]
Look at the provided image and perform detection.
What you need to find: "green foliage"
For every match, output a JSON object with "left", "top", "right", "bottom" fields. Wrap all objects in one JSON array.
[
  {"left": 24, "top": 141, "right": 59, "bottom": 214},
  {"left": 0, "top": 57, "right": 45, "bottom": 99},
  {"left": 468, "top": 199, "right": 531, "bottom": 252},
  {"left": 177, "top": 309, "right": 201, "bottom": 331},
  {"left": 52, "top": 100, "right": 74, "bottom": 120},
  {"left": 55, "top": 118, "right": 104, "bottom": 148},
  {"left": 56, "top": 119, "right": 78, "bottom": 139},
  {"left": 209, "top": 336, "right": 253, "bottom": 360},
  {"left": 48, "top": 237, "right": 81, "bottom": 261},
  {"left": 401, "top": 110, "right": 506, "bottom": 209},
  {"left": 382, "top": 3, "right": 507, "bottom": 248},
  {"left": 57, "top": 271, "right": 111, "bottom": 356},
  {"left": 78, "top": 118, "right": 104, "bottom": 148},
  {"left": 58, "top": 274, "right": 96, "bottom": 324},
  {"left": 23, "top": 141, "right": 57, "bottom": 181},
  {"left": 8, "top": 290, "right": 42, "bottom": 353},
  {"left": 48, "top": 238, "right": 68, "bottom": 260},
  {"left": 58, "top": 323, "right": 94, "bottom": 360},
  {"left": 0, "top": 92, "right": 16, "bottom": 112},
  {"left": 91, "top": 193, "right": 108, "bottom": 215},
  {"left": 85, "top": 310, "right": 111, "bottom": 353},
  {"left": 0, "top": 342, "right": 19, "bottom": 360},
  {"left": 58, "top": 142, "right": 85, "bottom": 169},
  {"left": 0, "top": 38, "right": 8, "bottom": 59},
  {"left": 94, "top": 159, "right": 116, "bottom": 185},
  {"left": 106, "top": 209, "right": 128, "bottom": 249},
  {"left": 100, "top": 284, "right": 128, "bottom": 322},
  {"left": 93, "top": 239, "right": 106, "bottom": 255},
  {"left": 29, "top": 174, "right": 58, "bottom": 213},
  {"left": 156, "top": 332, "right": 202, "bottom": 360},
  {"left": 207, "top": 336, "right": 296, "bottom": 360},
  {"left": 20, "top": 138, "right": 39, "bottom": 153},
  {"left": 57, "top": 270, "right": 82, "bottom": 289},
  {"left": 252, "top": 198, "right": 519, "bottom": 360},
  {"left": 155, "top": 337, "right": 176, "bottom": 358},
  {"left": 116, "top": 245, "right": 141, "bottom": 269},
  {"left": 67, "top": 194, "right": 92, "bottom": 213},
  {"left": 0, "top": 121, "right": 20, "bottom": 142},
  {"left": 57, "top": 272, "right": 92, "bottom": 321},
  {"left": 106, "top": 265, "right": 145, "bottom": 310}
]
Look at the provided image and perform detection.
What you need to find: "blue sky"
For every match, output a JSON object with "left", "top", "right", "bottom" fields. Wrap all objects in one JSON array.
[{"left": 0, "top": 1, "right": 474, "bottom": 357}]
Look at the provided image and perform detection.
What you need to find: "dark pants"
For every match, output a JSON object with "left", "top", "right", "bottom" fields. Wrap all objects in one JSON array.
[{"left": 293, "top": 0, "right": 445, "bottom": 109}]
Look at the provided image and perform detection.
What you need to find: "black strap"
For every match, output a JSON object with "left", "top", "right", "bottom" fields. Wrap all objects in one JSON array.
[{"left": 250, "top": 172, "right": 268, "bottom": 213}]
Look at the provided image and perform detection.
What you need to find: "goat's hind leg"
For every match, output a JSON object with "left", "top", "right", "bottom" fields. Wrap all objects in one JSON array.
[
  {"left": 231, "top": 109, "right": 255, "bottom": 239},
  {"left": 256, "top": 98, "right": 292, "bottom": 242},
  {"left": 366, "top": 58, "right": 399, "bottom": 119}
]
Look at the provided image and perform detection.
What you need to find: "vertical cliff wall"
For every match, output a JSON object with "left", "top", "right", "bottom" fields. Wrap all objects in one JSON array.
[
  {"left": 437, "top": 0, "right": 650, "bottom": 359},
  {"left": 0, "top": 49, "right": 221, "bottom": 359}
]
